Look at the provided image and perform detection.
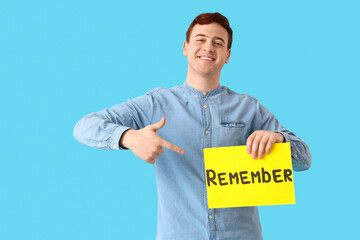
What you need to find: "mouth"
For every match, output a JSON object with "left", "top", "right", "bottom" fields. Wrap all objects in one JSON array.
[{"left": 198, "top": 55, "right": 215, "bottom": 61}]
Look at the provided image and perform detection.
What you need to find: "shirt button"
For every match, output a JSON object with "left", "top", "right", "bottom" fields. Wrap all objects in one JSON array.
[
  {"left": 203, "top": 105, "right": 207, "bottom": 109},
  {"left": 113, "top": 144, "right": 117, "bottom": 149},
  {"left": 98, "top": 142, "right": 102, "bottom": 146},
  {"left": 203, "top": 92, "right": 206, "bottom": 96},
  {"left": 209, "top": 215, "right": 213, "bottom": 219},
  {"left": 205, "top": 130, "right": 209, "bottom": 134}
]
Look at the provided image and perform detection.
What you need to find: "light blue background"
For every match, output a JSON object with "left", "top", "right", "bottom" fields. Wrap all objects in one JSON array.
[{"left": 1, "top": 0, "right": 359, "bottom": 239}]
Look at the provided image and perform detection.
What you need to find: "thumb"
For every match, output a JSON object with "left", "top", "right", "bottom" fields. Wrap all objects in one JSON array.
[{"left": 150, "top": 117, "right": 166, "bottom": 131}]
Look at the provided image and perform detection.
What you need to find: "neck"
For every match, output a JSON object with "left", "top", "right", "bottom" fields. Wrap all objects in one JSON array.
[{"left": 185, "top": 71, "right": 221, "bottom": 92}]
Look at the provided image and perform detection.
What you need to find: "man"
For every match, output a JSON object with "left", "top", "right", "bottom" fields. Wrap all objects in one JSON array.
[{"left": 74, "top": 12, "right": 311, "bottom": 240}]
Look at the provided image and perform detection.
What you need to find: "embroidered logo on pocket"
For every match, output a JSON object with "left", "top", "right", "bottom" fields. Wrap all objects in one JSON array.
[{"left": 220, "top": 122, "right": 246, "bottom": 128}]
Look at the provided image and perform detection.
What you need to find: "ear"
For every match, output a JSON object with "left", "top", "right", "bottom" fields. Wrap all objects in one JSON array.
[
  {"left": 225, "top": 49, "right": 231, "bottom": 64},
  {"left": 183, "top": 41, "right": 188, "bottom": 56}
]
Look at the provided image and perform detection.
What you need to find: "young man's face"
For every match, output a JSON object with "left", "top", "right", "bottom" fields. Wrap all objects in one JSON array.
[{"left": 183, "top": 22, "right": 231, "bottom": 78}]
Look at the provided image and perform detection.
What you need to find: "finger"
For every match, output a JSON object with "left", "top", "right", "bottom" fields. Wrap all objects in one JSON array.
[
  {"left": 157, "top": 147, "right": 165, "bottom": 155},
  {"left": 246, "top": 133, "right": 256, "bottom": 154},
  {"left": 265, "top": 138, "right": 275, "bottom": 154},
  {"left": 150, "top": 117, "right": 166, "bottom": 131},
  {"left": 251, "top": 135, "right": 262, "bottom": 159},
  {"left": 160, "top": 139, "right": 184, "bottom": 154},
  {"left": 149, "top": 147, "right": 161, "bottom": 159},
  {"left": 146, "top": 158, "right": 155, "bottom": 164},
  {"left": 257, "top": 136, "right": 270, "bottom": 159}
]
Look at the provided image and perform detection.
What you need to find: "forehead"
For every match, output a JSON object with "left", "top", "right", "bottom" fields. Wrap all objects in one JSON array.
[{"left": 190, "top": 22, "right": 228, "bottom": 42}]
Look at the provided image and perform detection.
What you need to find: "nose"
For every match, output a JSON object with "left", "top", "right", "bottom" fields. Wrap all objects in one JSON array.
[{"left": 203, "top": 41, "right": 214, "bottom": 52}]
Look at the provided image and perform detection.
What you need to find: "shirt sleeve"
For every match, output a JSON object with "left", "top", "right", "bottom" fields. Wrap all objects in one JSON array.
[
  {"left": 73, "top": 92, "right": 154, "bottom": 150},
  {"left": 251, "top": 99, "right": 312, "bottom": 171}
]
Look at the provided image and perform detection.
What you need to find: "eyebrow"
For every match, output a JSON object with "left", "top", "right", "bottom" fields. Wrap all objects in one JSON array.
[{"left": 194, "top": 34, "right": 226, "bottom": 44}]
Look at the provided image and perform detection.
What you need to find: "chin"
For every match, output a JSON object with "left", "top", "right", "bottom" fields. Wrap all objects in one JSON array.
[{"left": 198, "top": 68, "right": 218, "bottom": 76}]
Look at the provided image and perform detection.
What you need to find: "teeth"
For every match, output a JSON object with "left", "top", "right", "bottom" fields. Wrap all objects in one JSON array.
[{"left": 200, "top": 57, "right": 213, "bottom": 61}]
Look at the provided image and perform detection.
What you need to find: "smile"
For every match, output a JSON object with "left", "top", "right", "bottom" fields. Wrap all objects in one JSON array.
[{"left": 198, "top": 56, "right": 215, "bottom": 61}]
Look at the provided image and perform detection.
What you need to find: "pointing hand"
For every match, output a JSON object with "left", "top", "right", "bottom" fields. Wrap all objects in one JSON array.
[{"left": 120, "top": 117, "right": 184, "bottom": 164}]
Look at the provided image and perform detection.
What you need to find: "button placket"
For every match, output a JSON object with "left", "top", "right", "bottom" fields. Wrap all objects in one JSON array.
[{"left": 202, "top": 96, "right": 215, "bottom": 239}]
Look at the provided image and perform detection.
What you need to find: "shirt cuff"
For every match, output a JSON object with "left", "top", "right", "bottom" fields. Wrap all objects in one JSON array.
[{"left": 109, "top": 125, "right": 132, "bottom": 150}]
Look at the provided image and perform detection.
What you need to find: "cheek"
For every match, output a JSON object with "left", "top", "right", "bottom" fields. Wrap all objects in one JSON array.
[
  {"left": 222, "top": 52, "right": 230, "bottom": 62},
  {"left": 191, "top": 44, "right": 201, "bottom": 52}
]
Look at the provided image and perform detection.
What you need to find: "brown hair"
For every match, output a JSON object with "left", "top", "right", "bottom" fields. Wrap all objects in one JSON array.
[{"left": 186, "top": 12, "right": 233, "bottom": 50}]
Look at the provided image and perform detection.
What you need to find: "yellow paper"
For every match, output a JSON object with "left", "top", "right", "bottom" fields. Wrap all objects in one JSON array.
[{"left": 204, "top": 143, "right": 295, "bottom": 208}]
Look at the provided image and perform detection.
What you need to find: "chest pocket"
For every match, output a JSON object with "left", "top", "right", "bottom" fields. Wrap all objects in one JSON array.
[{"left": 220, "top": 121, "right": 248, "bottom": 146}]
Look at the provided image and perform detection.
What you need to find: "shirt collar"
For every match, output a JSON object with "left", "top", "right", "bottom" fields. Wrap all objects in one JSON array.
[{"left": 181, "top": 81, "right": 223, "bottom": 97}]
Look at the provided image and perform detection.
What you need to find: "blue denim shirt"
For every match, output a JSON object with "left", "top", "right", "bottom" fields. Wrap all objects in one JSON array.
[{"left": 74, "top": 82, "right": 311, "bottom": 240}]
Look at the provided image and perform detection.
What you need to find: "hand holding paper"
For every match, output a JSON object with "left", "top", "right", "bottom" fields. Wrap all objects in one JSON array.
[
  {"left": 246, "top": 130, "right": 285, "bottom": 159},
  {"left": 204, "top": 143, "right": 295, "bottom": 209}
]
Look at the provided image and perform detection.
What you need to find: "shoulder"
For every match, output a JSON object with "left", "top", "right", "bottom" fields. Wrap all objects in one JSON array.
[
  {"left": 145, "top": 85, "right": 178, "bottom": 93},
  {"left": 221, "top": 86, "right": 260, "bottom": 104},
  {"left": 144, "top": 85, "right": 183, "bottom": 97}
]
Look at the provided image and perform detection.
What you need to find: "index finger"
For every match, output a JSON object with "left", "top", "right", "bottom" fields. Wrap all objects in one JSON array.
[{"left": 160, "top": 138, "right": 184, "bottom": 154}]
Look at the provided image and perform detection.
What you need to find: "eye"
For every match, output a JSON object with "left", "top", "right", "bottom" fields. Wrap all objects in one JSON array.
[
  {"left": 215, "top": 42, "right": 223, "bottom": 46},
  {"left": 196, "top": 39, "right": 204, "bottom": 42}
]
